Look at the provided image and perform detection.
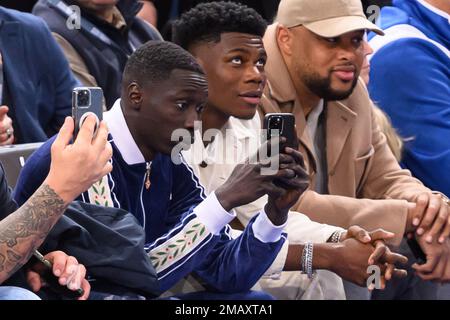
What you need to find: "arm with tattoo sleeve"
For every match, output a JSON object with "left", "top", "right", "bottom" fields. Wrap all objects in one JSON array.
[
  {"left": 0, "top": 184, "right": 68, "bottom": 283},
  {"left": 0, "top": 115, "right": 112, "bottom": 284}
]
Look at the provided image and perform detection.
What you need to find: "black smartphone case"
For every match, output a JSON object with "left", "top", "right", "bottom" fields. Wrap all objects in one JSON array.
[{"left": 263, "top": 113, "right": 297, "bottom": 149}]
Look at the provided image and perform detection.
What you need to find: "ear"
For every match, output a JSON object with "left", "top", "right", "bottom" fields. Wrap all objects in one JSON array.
[
  {"left": 127, "top": 82, "right": 142, "bottom": 110},
  {"left": 276, "top": 25, "right": 293, "bottom": 57}
]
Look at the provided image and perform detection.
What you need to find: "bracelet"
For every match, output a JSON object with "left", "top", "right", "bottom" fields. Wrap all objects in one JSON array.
[
  {"left": 330, "top": 230, "right": 345, "bottom": 243},
  {"left": 301, "top": 242, "right": 314, "bottom": 279}
]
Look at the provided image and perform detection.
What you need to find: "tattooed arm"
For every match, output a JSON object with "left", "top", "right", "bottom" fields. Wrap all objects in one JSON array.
[
  {"left": 0, "top": 184, "right": 68, "bottom": 283},
  {"left": 0, "top": 116, "right": 112, "bottom": 284}
]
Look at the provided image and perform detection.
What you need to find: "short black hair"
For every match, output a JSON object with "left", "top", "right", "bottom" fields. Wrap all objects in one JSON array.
[
  {"left": 172, "top": 1, "right": 268, "bottom": 50},
  {"left": 123, "top": 40, "right": 204, "bottom": 86}
]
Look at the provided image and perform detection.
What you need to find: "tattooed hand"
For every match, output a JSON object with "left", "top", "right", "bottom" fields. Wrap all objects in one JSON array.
[
  {"left": 0, "top": 116, "right": 112, "bottom": 284},
  {"left": 45, "top": 116, "right": 113, "bottom": 203}
]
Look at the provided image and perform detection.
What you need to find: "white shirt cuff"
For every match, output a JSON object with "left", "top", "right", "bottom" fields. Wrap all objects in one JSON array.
[
  {"left": 194, "top": 192, "right": 236, "bottom": 235},
  {"left": 263, "top": 238, "right": 289, "bottom": 279},
  {"left": 252, "top": 208, "right": 287, "bottom": 243}
]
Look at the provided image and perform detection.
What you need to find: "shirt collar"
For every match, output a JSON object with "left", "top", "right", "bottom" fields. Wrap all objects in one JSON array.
[
  {"left": 195, "top": 112, "right": 261, "bottom": 164},
  {"left": 306, "top": 99, "right": 324, "bottom": 140},
  {"left": 104, "top": 99, "right": 146, "bottom": 165}
]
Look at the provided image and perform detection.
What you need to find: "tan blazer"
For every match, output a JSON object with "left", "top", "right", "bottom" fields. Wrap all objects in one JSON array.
[{"left": 260, "top": 23, "right": 431, "bottom": 245}]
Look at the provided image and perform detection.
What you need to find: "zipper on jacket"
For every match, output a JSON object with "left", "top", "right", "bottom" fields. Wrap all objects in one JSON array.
[{"left": 144, "top": 162, "right": 151, "bottom": 190}]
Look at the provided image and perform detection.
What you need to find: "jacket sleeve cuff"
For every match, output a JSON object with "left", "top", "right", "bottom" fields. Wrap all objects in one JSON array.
[
  {"left": 252, "top": 209, "right": 287, "bottom": 243},
  {"left": 194, "top": 191, "right": 236, "bottom": 235}
]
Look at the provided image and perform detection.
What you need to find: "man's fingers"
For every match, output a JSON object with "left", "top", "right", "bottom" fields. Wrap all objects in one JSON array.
[
  {"left": 426, "top": 203, "right": 448, "bottom": 243},
  {"left": 368, "top": 240, "right": 386, "bottom": 265},
  {"left": 415, "top": 258, "right": 446, "bottom": 281},
  {"left": 0, "top": 105, "right": 9, "bottom": 119},
  {"left": 68, "top": 264, "right": 85, "bottom": 291},
  {"left": 97, "top": 142, "right": 113, "bottom": 170},
  {"left": 414, "top": 194, "right": 429, "bottom": 233},
  {"left": 418, "top": 194, "right": 441, "bottom": 235},
  {"left": 58, "top": 256, "right": 79, "bottom": 286},
  {"left": 412, "top": 255, "right": 439, "bottom": 274},
  {"left": 274, "top": 168, "right": 296, "bottom": 180},
  {"left": 384, "top": 263, "right": 394, "bottom": 281},
  {"left": 284, "top": 147, "right": 306, "bottom": 168},
  {"left": 0, "top": 132, "right": 14, "bottom": 144},
  {"left": 100, "top": 162, "right": 113, "bottom": 178},
  {"left": 382, "top": 251, "right": 409, "bottom": 265},
  {"left": 264, "top": 182, "right": 286, "bottom": 198},
  {"left": 44, "top": 251, "right": 66, "bottom": 277},
  {"left": 368, "top": 229, "right": 395, "bottom": 241},
  {"left": 392, "top": 269, "right": 408, "bottom": 279},
  {"left": 347, "top": 225, "right": 371, "bottom": 243},
  {"left": 52, "top": 117, "right": 74, "bottom": 151},
  {"left": 278, "top": 153, "right": 295, "bottom": 165},
  {"left": 26, "top": 270, "right": 43, "bottom": 292},
  {"left": 439, "top": 214, "right": 450, "bottom": 244},
  {"left": 92, "top": 121, "right": 109, "bottom": 151},
  {"left": 0, "top": 115, "right": 14, "bottom": 144},
  {"left": 78, "top": 279, "right": 91, "bottom": 300},
  {"left": 74, "top": 115, "right": 97, "bottom": 144}
]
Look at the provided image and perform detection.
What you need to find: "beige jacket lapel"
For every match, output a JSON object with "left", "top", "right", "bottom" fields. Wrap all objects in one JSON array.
[{"left": 326, "top": 100, "right": 356, "bottom": 175}]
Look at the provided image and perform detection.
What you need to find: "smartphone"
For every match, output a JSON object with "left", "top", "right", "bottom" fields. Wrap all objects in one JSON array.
[
  {"left": 263, "top": 113, "right": 299, "bottom": 190},
  {"left": 263, "top": 113, "right": 297, "bottom": 150},
  {"left": 72, "top": 87, "right": 103, "bottom": 139},
  {"left": 407, "top": 237, "right": 426, "bottom": 265},
  {"left": 33, "top": 250, "right": 84, "bottom": 299}
]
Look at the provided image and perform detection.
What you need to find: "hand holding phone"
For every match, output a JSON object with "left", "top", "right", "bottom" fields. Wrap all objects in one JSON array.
[
  {"left": 32, "top": 250, "right": 84, "bottom": 299},
  {"left": 263, "top": 113, "right": 303, "bottom": 190}
]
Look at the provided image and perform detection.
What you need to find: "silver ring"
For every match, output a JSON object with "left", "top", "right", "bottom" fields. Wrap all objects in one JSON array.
[{"left": 5, "top": 128, "right": 12, "bottom": 139}]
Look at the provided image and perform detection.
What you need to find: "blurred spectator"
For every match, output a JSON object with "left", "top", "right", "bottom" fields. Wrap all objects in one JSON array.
[
  {"left": 0, "top": 6, "right": 77, "bottom": 144},
  {"left": 368, "top": 0, "right": 450, "bottom": 197},
  {"left": 33, "top": 0, "right": 162, "bottom": 109},
  {"left": 153, "top": 0, "right": 281, "bottom": 39},
  {"left": 137, "top": 0, "right": 157, "bottom": 26},
  {"left": 360, "top": 39, "right": 404, "bottom": 162}
]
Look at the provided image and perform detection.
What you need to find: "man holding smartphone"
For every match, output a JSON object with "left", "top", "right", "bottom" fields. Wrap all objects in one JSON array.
[
  {"left": 260, "top": 0, "right": 450, "bottom": 299},
  {"left": 0, "top": 115, "right": 112, "bottom": 299}
]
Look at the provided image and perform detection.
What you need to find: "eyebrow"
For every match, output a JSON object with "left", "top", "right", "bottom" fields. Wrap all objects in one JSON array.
[
  {"left": 227, "top": 48, "right": 251, "bottom": 54},
  {"left": 226, "top": 47, "right": 267, "bottom": 57},
  {"left": 175, "top": 87, "right": 208, "bottom": 96}
]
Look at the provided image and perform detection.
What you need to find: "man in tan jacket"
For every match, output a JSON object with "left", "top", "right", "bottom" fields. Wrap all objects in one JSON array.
[{"left": 261, "top": 0, "right": 450, "bottom": 298}]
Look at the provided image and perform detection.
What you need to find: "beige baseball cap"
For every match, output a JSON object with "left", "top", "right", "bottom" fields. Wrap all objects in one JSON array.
[{"left": 276, "top": 0, "right": 384, "bottom": 37}]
